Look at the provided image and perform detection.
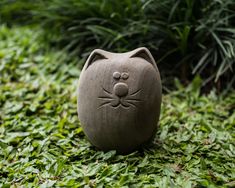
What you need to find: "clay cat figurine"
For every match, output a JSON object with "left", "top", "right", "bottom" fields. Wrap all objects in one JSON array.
[{"left": 77, "top": 47, "right": 161, "bottom": 154}]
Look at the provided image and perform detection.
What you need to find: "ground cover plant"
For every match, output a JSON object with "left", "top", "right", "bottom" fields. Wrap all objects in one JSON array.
[{"left": 0, "top": 26, "right": 235, "bottom": 187}]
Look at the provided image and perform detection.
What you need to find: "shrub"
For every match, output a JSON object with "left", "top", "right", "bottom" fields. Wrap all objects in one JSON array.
[
  {"left": 0, "top": 0, "right": 40, "bottom": 25},
  {"left": 147, "top": 0, "right": 235, "bottom": 91},
  {"left": 33, "top": 0, "right": 149, "bottom": 55},
  {"left": 0, "top": 0, "right": 235, "bottom": 91}
]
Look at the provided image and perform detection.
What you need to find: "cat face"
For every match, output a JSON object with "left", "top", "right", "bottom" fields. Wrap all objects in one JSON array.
[
  {"left": 79, "top": 47, "right": 161, "bottom": 110},
  {"left": 77, "top": 47, "right": 162, "bottom": 153}
]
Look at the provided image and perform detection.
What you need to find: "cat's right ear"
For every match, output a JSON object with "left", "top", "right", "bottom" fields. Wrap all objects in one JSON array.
[{"left": 84, "top": 49, "right": 108, "bottom": 70}]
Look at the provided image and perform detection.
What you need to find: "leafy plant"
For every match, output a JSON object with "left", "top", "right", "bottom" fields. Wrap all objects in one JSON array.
[
  {"left": 0, "top": 0, "right": 235, "bottom": 90},
  {"left": 32, "top": 0, "right": 150, "bottom": 56},
  {"left": 0, "top": 0, "right": 41, "bottom": 25},
  {"left": 34, "top": 0, "right": 235, "bottom": 90},
  {"left": 146, "top": 0, "right": 235, "bottom": 90}
]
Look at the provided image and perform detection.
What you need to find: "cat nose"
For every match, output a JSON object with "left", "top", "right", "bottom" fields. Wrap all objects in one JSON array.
[{"left": 113, "top": 83, "right": 128, "bottom": 97}]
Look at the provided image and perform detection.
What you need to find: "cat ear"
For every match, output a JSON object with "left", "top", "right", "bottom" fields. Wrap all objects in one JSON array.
[
  {"left": 84, "top": 49, "right": 108, "bottom": 69},
  {"left": 130, "top": 47, "right": 157, "bottom": 70}
]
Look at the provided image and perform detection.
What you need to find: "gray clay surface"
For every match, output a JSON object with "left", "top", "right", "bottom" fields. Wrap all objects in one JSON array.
[{"left": 77, "top": 47, "right": 162, "bottom": 154}]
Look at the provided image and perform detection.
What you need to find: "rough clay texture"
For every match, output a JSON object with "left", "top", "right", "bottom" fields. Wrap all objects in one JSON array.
[{"left": 77, "top": 47, "right": 162, "bottom": 154}]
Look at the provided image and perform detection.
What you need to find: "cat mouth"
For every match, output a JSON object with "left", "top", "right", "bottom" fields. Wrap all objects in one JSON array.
[
  {"left": 98, "top": 87, "right": 142, "bottom": 109},
  {"left": 110, "top": 98, "right": 133, "bottom": 108}
]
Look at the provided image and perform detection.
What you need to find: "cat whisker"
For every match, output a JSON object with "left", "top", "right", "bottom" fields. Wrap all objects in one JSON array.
[
  {"left": 101, "top": 86, "right": 112, "bottom": 96},
  {"left": 125, "top": 99, "right": 142, "bottom": 102},
  {"left": 98, "top": 101, "right": 111, "bottom": 109},
  {"left": 126, "top": 101, "right": 137, "bottom": 108},
  {"left": 130, "top": 89, "right": 141, "bottom": 96},
  {"left": 98, "top": 96, "right": 114, "bottom": 100}
]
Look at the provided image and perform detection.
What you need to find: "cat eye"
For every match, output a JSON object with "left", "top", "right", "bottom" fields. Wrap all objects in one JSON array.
[
  {"left": 121, "top": 72, "right": 129, "bottom": 80},
  {"left": 113, "top": 71, "right": 121, "bottom": 80}
]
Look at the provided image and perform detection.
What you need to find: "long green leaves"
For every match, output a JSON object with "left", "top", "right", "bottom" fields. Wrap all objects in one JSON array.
[{"left": 0, "top": 0, "right": 235, "bottom": 90}]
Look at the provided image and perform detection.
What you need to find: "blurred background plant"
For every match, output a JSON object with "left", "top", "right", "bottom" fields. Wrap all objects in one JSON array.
[{"left": 0, "top": 0, "right": 234, "bottom": 92}]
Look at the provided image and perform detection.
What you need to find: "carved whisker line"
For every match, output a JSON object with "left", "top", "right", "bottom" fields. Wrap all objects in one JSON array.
[
  {"left": 130, "top": 89, "right": 141, "bottom": 96},
  {"left": 98, "top": 97, "right": 114, "bottom": 100},
  {"left": 127, "top": 101, "right": 137, "bottom": 108},
  {"left": 101, "top": 101, "right": 111, "bottom": 105},
  {"left": 98, "top": 101, "right": 111, "bottom": 109},
  {"left": 101, "top": 86, "right": 112, "bottom": 96},
  {"left": 125, "top": 99, "right": 142, "bottom": 102}
]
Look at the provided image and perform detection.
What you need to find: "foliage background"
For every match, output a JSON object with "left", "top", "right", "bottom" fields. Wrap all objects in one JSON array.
[{"left": 0, "top": 0, "right": 235, "bottom": 91}]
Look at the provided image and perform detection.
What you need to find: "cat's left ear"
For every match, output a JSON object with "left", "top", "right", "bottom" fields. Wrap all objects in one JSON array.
[
  {"left": 129, "top": 47, "right": 158, "bottom": 70},
  {"left": 83, "top": 49, "right": 109, "bottom": 70}
]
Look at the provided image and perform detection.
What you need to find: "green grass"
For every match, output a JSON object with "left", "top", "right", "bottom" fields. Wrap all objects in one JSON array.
[{"left": 0, "top": 26, "right": 235, "bottom": 187}]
